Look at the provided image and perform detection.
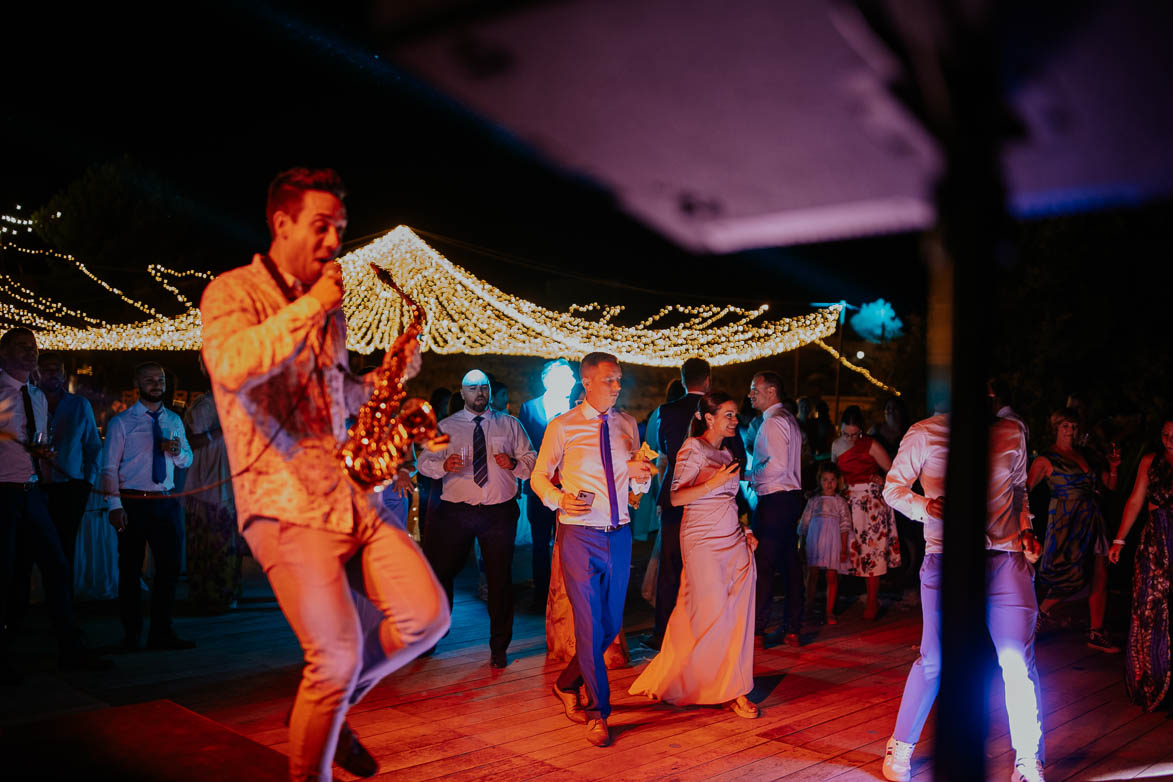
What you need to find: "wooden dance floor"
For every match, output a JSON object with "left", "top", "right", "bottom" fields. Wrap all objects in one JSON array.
[{"left": 2, "top": 558, "right": 1171, "bottom": 781}]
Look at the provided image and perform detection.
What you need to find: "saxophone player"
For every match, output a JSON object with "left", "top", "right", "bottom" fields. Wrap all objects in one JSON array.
[{"left": 200, "top": 168, "right": 450, "bottom": 782}]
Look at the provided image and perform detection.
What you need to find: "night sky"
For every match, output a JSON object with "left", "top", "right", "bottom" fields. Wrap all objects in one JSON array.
[
  {"left": 2, "top": 1, "right": 921, "bottom": 317},
  {"left": 4, "top": 1, "right": 1171, "bottom": 425}
]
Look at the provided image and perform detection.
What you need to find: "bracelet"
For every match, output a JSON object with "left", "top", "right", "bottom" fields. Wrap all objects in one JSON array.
[{"left": 1112, "top": 538, "right": 1126, "bottom": 546}]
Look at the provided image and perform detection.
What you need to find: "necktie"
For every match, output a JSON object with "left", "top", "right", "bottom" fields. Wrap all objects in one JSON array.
[
  {"left": 20, "top": 385, "right": 45, "bottom": 483},
  {"left": 147, "top": 409, "right": 168, "bottom": 485},
  {"left": 599, "top": 412, "right": 620, "bottom": 529},
  {"left": 472, "top": 415, "right": 489, "bottom": 487}
]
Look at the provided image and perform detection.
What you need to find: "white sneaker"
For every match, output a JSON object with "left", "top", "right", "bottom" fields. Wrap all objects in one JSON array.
[
  {"left": 882, "top": 737, "right": 915, "bottom": 782},
  {"left": 1011, "top": 756, "right": 1046, "bottom": 782}
]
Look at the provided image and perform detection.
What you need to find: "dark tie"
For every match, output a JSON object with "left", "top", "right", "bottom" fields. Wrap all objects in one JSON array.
[
  {"left": 599, "top": 412, "right": 620, "bottom": 529},
  {"left": 147, "top": 409, "right": 167, "bottom": 485},
  {"left": 20, "top": 385, "right": 45, "bottom": 483},
  {"left": 472, "top": 415, "right": 489, "bottom": 488}
]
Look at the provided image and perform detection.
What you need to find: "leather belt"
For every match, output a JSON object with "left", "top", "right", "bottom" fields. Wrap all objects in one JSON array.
[{"left": 0, "top": 481, "right": 38, "bottom": 491}]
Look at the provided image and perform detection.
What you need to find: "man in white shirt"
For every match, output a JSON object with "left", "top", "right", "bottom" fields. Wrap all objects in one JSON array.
[
  {"left": 747, "top": 371, "right": 805, "bottom": 645},
  {"left": 880, "top": 411, "right": 1046, "bottom": 782},
  {"left": 0, "top": 327, "right": 107, "bottom": 680},
  {"left": 417, "top": 369, "right": 536, "bottom": 669},
  {"left": 101, "top": 361, "right": 195, "bottom": 652},
  {"left": 531, "top": 352, "right": 652, "bottom": 747},
  {"left": 201, "top": 168, "right": 449, "bottom": 781}
]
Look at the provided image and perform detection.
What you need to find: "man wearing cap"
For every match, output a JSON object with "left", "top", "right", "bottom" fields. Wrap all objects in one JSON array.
[{"left": 417, "top": 369, "right": 537, "bottom": 669}]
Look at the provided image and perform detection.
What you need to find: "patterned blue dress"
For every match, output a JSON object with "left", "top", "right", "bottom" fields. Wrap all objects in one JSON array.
[
  {"left": 1126, "top": 454, "right": 1173, "bottom": 711},
  {"left": 1038, "top": 449, "right": 1108, "bottom": 599}
]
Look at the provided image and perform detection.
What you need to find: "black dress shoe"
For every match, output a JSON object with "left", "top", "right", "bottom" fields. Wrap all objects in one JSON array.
[
  {"left": 146, "top": 632, "right": 196, "bottom": 650},
  {"left": 334, "top": 720, "right": 378, "bottom": 777},
  {"left": 490, "top": 651, "right": 508, "bottom": 669}
]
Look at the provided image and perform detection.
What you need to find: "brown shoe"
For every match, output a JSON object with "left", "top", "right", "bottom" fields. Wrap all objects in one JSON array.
[
  {"left": 552, "top": 684, "right": 587, "bottom": 724},
  {"left": 585, "top": 718, "right": 610, "bottom": 747}
]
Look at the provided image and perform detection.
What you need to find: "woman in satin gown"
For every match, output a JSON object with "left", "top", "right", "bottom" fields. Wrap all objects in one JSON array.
[
  {"left": 1028, "top": 408, "right": 1120, "bottom": 651},
  {"left": 1110, "top": 418, "right": 1173, "bottom": 711},
  {"left": 629, "top": 392, "right": 759, "bottom": 718}
]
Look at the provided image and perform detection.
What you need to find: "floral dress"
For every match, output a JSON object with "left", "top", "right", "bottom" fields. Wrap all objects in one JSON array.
[
  {"left": 1038, "top": 449, "right": 1109, "bottom": 599},
  {"left": 837, "top": 437, "right": 901, "bottom": 577},
  {"left": 1125, "top": 454, "right": 1173, "bottom": 711}
]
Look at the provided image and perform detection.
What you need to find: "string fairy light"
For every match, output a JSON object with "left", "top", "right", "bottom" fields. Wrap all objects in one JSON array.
[
  {"left": 337, "top": 226, "right": 842, "bottom": 368},
  {"left": 3, "top": 224, "right": 900, "bottom": 393},
  {"left": 814, "top": 338, "right": 902, "bottom": 396}
]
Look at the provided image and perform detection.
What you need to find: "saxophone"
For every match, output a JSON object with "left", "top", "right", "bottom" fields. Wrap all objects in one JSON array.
[{"left": 339, "top": 264, "right": 449, "bottom": 491}]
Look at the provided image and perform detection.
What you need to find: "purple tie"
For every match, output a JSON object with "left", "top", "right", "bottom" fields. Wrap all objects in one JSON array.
[{"left": 599, "top": 412, "right": 620, "bottom": 529}]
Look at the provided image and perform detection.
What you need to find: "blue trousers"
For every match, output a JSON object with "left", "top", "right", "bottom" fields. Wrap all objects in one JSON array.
[
  {"left": 555, "top": 522, "right": 632, "bottom": 720},
  {"left": 893, "top": 552, "right": 1045, "bottom": 761}
]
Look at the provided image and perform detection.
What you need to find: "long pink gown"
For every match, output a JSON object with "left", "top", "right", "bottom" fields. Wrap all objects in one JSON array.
[{"left": 629, "top": 437, "right": 756, "bottom": 705}]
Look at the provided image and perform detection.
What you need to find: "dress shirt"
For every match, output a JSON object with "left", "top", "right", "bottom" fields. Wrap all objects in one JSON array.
[
  {"left": 100, "top": 401, "right": 193, "bottom": 511},
  {"left": 417, "top": 408, "right": 536, "bottom": 505},
  {"left": 46, "top": 392, "right": 102, "bottom": 484},
  {"left": 996, "top": 405, "right": 1030, "bottom": 443},
  {"left": 883, "top": 414, "right": 949, "bottom": 554},
  {"left": 200, "top": 254, "right": 377, "bottom": 534},
  {"left": 531, "top": 401, "right": 650, "bottom": 527},
  {"left": 0, "top": 370, "right": 48, "bottom": 483},
  {"left": 749, "top": 403, "right": 803, "bottom": 494},
  {"left": 882, "top": 414, "right": 1030, "bottom": 555}
]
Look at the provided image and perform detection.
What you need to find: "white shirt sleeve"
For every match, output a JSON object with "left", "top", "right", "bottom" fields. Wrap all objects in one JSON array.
[
  {"left": 882, "top": 427, "right": 931, "bottom": 523},
  {"left": 100, "top": 416, "right": 127, "bottom": 511},
  {"left": 531, "top": 417, "right": 566, "bottom": 511}
]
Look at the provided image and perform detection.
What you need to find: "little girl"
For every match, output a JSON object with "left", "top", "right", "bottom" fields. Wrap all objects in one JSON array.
[{"left": 797, "top": 463, "right": 851, "bottom": 624}]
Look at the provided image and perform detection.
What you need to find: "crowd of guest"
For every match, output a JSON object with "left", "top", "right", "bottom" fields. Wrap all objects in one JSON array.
[
  {"left": 5, "top": 320, "right": 1173, "bottom": 777},
  {"left": 1, "top": 327, "right": 244, "bottom": 682}
]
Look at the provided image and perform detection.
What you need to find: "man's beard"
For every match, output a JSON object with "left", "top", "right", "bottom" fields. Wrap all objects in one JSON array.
[
  {"left": 140, "top": 390, "right": 165, "bottom": 403},
  {"left": 467, "top": 399, "right": 488, "bottom": 413}
]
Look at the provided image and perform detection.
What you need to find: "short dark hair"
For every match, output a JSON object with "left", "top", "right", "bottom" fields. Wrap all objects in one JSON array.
[
  {"left": 841, "top": 405, "right": 866, "bottom": 429},
  {"left": 665, "top": 379, "right": 685, "bottom": 402},
  {"left": 988, "top": 376, "right": 1013, "bottom": 406},
  {"left": 680, "top": 358, "right": 711, "bottom": 390},
  {"left": 0, "top": 326, "right": 34, "bottom": 352},
  {"left": 580, "top": 352, "right": 618, "bottom": 374},
  {"left": 753, "top": 371, "right": 784, "bottom": 401},
  {"left": 133, "top": 361, "right": 165, "bottom": 380},
  {"left": 839, "top": 408, "right": 868, "bottom": 431},
  {"left": 266, "top": 168, "right": 347, "bottom": 236},
  {"left": 1049, "top": 407, "right": 1081, "bottom": 434},
  {"left": 37, "top": 352, "right": 65, "bottom": 369}
]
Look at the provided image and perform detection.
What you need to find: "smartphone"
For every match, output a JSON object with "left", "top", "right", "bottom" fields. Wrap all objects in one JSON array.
[{"left": 576, "top": 490, "right": 596, "bottom": 507}]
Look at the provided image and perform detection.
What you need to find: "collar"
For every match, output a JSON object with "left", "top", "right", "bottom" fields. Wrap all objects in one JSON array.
[
  {"left": 762, "top": 402, "right": 785, "bottom": 420},
  {"left": 996, "top": 405, "right": 1015, "bottom": 418},
  {"left": 0, "top": 370, "right": 28, "bottom": 391},
  {"left": 130, "top": 400, "right": 166, "bottom": 417},
  {"left": 456, "top": 407, "right": 493, "bottom": 422},
  {"left": 580, "top": 400, "right": 608, "bottom": 420},
  {"left": 252, "top": 254, "right": 305, "bottom": 299}
]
